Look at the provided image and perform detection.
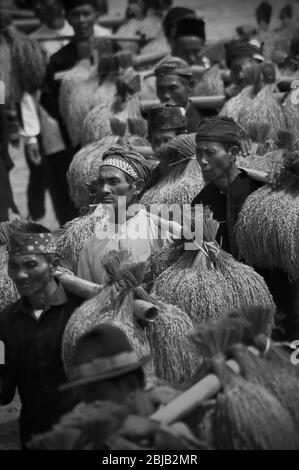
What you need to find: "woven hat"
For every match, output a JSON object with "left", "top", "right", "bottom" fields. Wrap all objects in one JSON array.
[{"left": 60, "top": 324, "right": 150, "bottom": 390}]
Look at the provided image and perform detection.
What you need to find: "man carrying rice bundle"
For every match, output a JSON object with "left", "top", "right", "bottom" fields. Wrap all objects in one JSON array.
[
  {"left": 78, "top": 146, "right": 181, "bottom": 284},
  {"left": 154, "top": 56, "right": 201, "bottom": 133}
]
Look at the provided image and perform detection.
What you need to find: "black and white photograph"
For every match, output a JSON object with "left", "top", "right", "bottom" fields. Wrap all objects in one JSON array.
[{"left": 0, "top": 0, "right": 299, "bottom": 453}]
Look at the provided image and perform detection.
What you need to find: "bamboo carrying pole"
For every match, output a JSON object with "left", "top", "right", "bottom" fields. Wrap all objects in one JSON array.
[
  {"left": 151, "top": 359, "right": 240, "bottom": 425},
  {"left": 13, "top": 16, "right": 125, "bottom": 34},
  {"left": 56, "top": 273, "right": 102, "bottom": 299}
]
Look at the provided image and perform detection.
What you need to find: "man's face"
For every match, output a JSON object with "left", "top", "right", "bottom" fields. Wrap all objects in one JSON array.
[
  {"left": 67, "top": 4, "right": 97, "bottom": 41},
  {"left": 196, "top": 140, "right": 234, "bottom": 182},
  {"left": 230, "top": 56, "right": 254, "bottom": 86},
  {"left": 175, "top": 36, "right": 204, "bottom": 65},
  {"left": 156, "top": 75, "right": 190, "bottom": 108},
  {"left": 8, "top": 254, "right": 54, "bottom": 297},
  {"left": 34, "top": 0, "right": 63, "bottom": 25},
  {"left": 94, "top": 166, "right": 137, "bottom": 212},
  {"left": 149, "top": 129, "right": 177, "bottom": 151}
]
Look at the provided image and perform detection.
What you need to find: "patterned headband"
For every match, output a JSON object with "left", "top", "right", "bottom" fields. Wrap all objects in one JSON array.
[
  {"left": 101, "top": 157, "right": 139, "bottom": 180},
  {"left": 8, "top": 233, "right": 57, "bottom": 256}
]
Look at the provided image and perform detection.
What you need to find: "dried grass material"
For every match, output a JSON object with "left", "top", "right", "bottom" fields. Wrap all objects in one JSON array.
[
  {"left": 0, "top": 246, "right": 19, "bottom": 311},
  {"left": 192, "top": 64, "right": 225, "bottom": 96},
  {"left": 282, "top": 92, "right": 299, "bottom": 147},
  {"left": 231, "top": 344, "right": 299, "bottom": 432},
  {"left": 255, "top": 334, "right": 299, "bottom": 380},
  {"left": 192, "top": 325, "right": 299, "bottom": 450},
  {"left": 143, "top": 243, "right": 184, "bottom": 287},
  {"left": 0, "top": 25, "right": 47, "bottom": 103},
  {"left": 212, "top": 360, "right": 299, "bottom": 449},
  {"left": 141, "top": 134, "right": 204, "bottom": 206},
  {"left": 67, "top": 137, "right": 120, "bottom": 209},
  {"left": 56, "top": 208, "right": 108, "bottom": 273},
  {"left": 235, "top": 186, "right": 299, "bottom": 280},
  {"left": 146, "top": 298, "right": 200, "bottom": 385},
  {"left": 220, "top": 85, "right": 253, "bottom": 122}
]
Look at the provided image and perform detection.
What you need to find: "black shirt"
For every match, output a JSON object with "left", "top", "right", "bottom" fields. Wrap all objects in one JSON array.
[
  {"left": 192, "top": 170, "right": 263, "bottom": 256},
  {"left": 0, "top": 283, "right": 82, "bottom": 446}
]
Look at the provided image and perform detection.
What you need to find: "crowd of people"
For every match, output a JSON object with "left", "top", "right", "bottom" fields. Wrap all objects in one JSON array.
[{"left": 0, "top": 0, "right": 299, "bottom": 451}]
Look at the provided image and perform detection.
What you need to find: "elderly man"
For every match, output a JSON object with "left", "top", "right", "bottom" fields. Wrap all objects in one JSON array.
[
  {"left": 192, "top": 116, "right": 262, "bottom": 258},
  {"left": 154, "top": 57, "right": 201, "bottom": 132},
  {"left": 0, "top": 223, "right": 82, "bottom": 449},
  {"left": 78, "top": 146, "right": 181, "bottom": 284}
]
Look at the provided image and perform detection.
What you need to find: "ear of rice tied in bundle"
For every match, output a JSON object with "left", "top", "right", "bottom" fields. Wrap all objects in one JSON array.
[
  {"left": 63, "top": 249, "right": 199, "bottom": 386},
  {"left": 151, "top": 209, "right": 275, "bottom": 325},
  {"left": 56, "top": 205, "right": 109, "bottom": 273},
  {"left": 224, "top": 306, "right": 299, "bottom": 433},
  {"left": 237, "top": 125, "right": 293, "bottom": 173},
  {"left": 83, "top": 68, "right": 145, "bottom": 145},
  {"left": 235, "top": 150, "right": 299, "bottom": 280},
  {"left": 220, "top": 63, "right": 286, "bottom": 139},
  {"left": 190, "top": 318, "right": 299, "bottom": 450},
  {"left": 0, "top": 12, "right": 47, "bottom": 104},
  {"left": 67, "top": 136, "right": 123, "bottom": 210},
  {"left": 0, "top": 220, "right": 24, "bottom": 310},
  {"left": 141, "top": 133, "right": 205, "bottom": 207}
]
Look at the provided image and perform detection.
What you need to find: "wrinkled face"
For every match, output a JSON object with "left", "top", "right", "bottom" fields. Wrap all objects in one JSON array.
[
  {"left": 94, "top": 166, "right": 137, "bottom": 211},
  {"left": 175, "top": 36, "right": 204, "bottom": 65},
  {"left": 34, "top": 0, "right": 64, "bottom": 24},
  {"left": 156, "top": 75, "right": 190, "bottom": 108},
  {"left": 196, "top": 140, "right": 235, "bottom": 182},
  {"left": 229, "top": 55, "right": 255, "bottom": 86},
  {"left": 8, "top": 253, "right": 54, "bottom": 297},
  {"left": 149, "top": 129, "right": 178, "bottom": 152},
  {"left": 67, "top": 4, "right": 97, "bottom": 41}
]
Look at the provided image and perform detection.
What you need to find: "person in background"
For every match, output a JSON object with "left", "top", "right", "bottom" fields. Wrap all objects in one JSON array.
[
  {"left": 154, "top": 57, "right": 201, "bottom": 133},
  {"left": 278, "top": 4, "right": 294, "bottom": 30},
  {"left": 29, "top": 324, "right": 199, "bottom": 450},
  {"left": 21, "top": 0, "right": 75, "bottom": 225},
  {"left": 141, "top": 103, "right": 187, "bottom": 193},
  {"left": 162, "top": 7, "right": 196, "bottom": 53},
  {"left": 172, "top": 16, "right": 206, "bottom": 67},
  {"left": 255, "top": 1, "right": 272, "bottom": 33},
  {"left": 0, "top": 223, "right": 83, "bottom": 449}
]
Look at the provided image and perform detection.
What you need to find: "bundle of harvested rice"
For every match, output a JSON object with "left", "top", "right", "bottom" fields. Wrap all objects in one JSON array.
[
  {"left": 192, "top": 64, "right": 225, "bottom": 97},
  {"left": 81, "top": 104, "right": 113, "bottom": 145},
  {"left": 141, "top": 134, "right": 204, "bottom": 207},
  {"left": 192, "top": 325, "right": 299, "bottom": 450},
  {"left": 281, "top": 92, "right": 299, "bottom": 147},
  {"left": 152, "top": 211, "right": 275, "bottom": 325},
  {"left": 63, "top": 249, "right": 198, "bottom": 386},
  {"left": 143, "top": 243, "right": 184, "bottom": 287},
  {"left": 236, "top": 153, "right": 299, "bottom": 280},
  {"left": 56, "top": 207, "right": 108, "bottom": 273},
  {"left": 59, "top": 60, "right": 96, "bottom": 134},
  {"left": 0, "top": 24, "right": 47, "bottom": 103},
  {"left": 67, "top": 136, "right": 121, "bottom": 209},
  {"left": 237, "top": 128, "right": 293, "bottom": 173},
  {"left": 220, "top": 85, "right": 253, "bottom": 122}
]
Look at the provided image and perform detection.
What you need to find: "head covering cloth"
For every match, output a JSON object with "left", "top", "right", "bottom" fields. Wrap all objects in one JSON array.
[
  {"left": 196, "top": 117, "right": 242, "bottom": 147},
  {"left": 162, "top": 7, "right": 195, "bottom": 38},
  {"left": 101, "top": 146, "right": 152, "bottom": 186},
  {"left": 63, "top": 0, "right": 97, "bottom": 12},
  {"left": 225, "top": 39, "right": 262, "bottom": 67},
  {"left": 146, "top": 104, "right": 187, "bottom": 135},
  {"left": 8, "top": 232, "right": 57, "bottom": 256},
  {"left": 154, "top": 56, "right": 193, "bottom": 81},
  {"left": 175, "top": 16, "right": 206, "bottom": 42},
  {"left": 279, "top": 4, "right": 293, "bottom": 20},
  {"left": 255, "top": 2, "right": 272, "bottom": 24}
]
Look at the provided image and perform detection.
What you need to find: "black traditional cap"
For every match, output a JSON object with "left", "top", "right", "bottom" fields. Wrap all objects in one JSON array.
[
  {"left": 63, "top": 0, "right": 97, "bottom": 12},
  {"left": 146, "top": 103, "right": 187, "bottom": 135},
  {"left": 255, "top": 2, "right": 272, "bottom": 24},
  {"left": 196, "top": 116, "right": 243, "bottom": 147},
  {"left": 225, "top": 39, "right": 261, "bottom": 67},
  {"left": 154, "top": 56, "right": 193, "bottom": 81},
  {"left": 279, "top": 4, "right": 293, "bottom": 20},
  {"left": 162, "top": 7, "right": 195, "bottom": 38},
  {"left": 175, "top": 16, "right": 206, "bottom": 42},
  {"left": 60, "top": 324, "right": 150, "bottom": 390}
]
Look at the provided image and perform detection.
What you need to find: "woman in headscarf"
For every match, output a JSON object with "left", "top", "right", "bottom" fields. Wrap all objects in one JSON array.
[{"left": 77, "top": 145, "right": 181, "bottom": 284}]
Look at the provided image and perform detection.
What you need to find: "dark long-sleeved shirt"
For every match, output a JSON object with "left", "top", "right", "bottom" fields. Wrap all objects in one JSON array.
[
  {"left": 191, "top": 170, "right": 263, "bottom": 256},
  {"left": 0, "top": 283, "right": 82, "bottom": 446}
]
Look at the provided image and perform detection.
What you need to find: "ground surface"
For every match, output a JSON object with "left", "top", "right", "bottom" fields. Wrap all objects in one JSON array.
[{"left": 1, "top": 0, "right": 298, "bottom": 451}]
